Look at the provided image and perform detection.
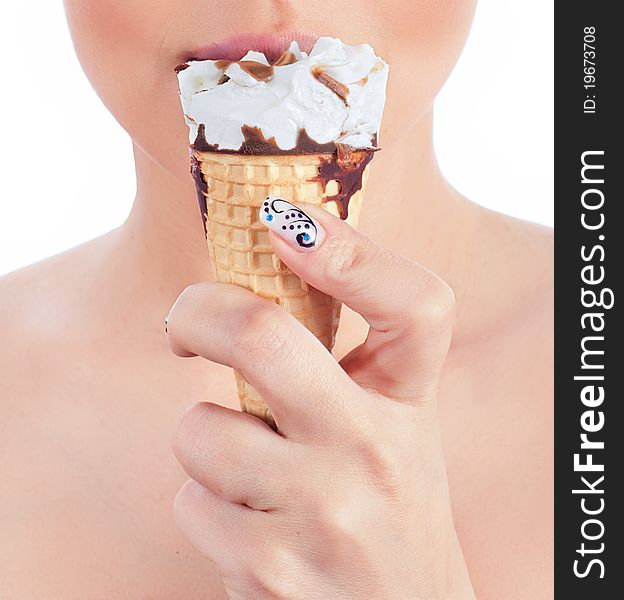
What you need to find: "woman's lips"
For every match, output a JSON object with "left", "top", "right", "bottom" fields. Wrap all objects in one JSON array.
[{"left": 184, "top": 32, "right": 320, "bottom": 63}]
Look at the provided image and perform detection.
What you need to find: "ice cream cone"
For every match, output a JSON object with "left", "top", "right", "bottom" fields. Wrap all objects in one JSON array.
[
  {"left": 176, "top": 36, "right": 387, "bottom": 428},
  {"left": 192, "top": 149, "right": 369, "bottom": 429}
]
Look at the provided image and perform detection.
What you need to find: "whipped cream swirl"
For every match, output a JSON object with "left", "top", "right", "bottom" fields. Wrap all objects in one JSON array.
[{"left": 176, "top": 37, "right": 389, "bottom": 152}]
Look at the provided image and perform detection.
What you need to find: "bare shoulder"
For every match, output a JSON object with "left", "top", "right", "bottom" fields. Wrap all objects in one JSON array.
[
  {"left": 484, "top": 208, "right": 553, "bottom": 328},
  {"left": 1, "top": 254, "right": 66, "bottom": 336},
  {"left": 0, "top": 237, "right": 110, "bottom": 398},
  {"left": 473, "top": 207, "right": 554, "bottom": 400},
  {"left": 490, "top": 208, "right": 553, "bottom": 277},
  {"left": 445, "top": 208, "right": 554, "bottom": 599},
  {"left": 1, "top": 243, "right": 92, "bottom": 342},
  {"left": 453, "top": 205, "right": 553, "bottom": 359}
]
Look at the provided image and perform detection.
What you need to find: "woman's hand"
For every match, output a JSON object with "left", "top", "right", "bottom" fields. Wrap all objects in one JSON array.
[{"left": 166, "top": 203, "right": 475, "bottom": 600}]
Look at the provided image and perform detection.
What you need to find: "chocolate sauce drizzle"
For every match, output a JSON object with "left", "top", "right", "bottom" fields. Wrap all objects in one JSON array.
[
  {"left": 192, "top": 126, "right": 377, "bottom": 221},
  {"left": 313, "top": 144, "right": 376, "bottom": 220},
  {"left": 310, "top": 66, "right": 349, "bottom": 106},
  {"left": 214, "top": 59, "right": 275, "bottom": 83},
  {"left": 193, "top": 124, "right": 338, "bottom": 155},
  {"left": 273, "top": 50, "right": 298, "bottom": 66},
  {"left": 190, "top": 155, "right": 209, "bottom": 235},
  {"left": 176, "top": 47, "right": 307, "bottom": 85}
]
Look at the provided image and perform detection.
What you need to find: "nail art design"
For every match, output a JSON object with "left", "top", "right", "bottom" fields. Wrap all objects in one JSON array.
[{"left": 258, "top": 196, "right": 324, "bottom": 250}]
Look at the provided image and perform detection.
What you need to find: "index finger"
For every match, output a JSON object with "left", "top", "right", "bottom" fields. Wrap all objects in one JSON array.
[{"left": 261, "top": 201, "right": 456, "bottom": 397}]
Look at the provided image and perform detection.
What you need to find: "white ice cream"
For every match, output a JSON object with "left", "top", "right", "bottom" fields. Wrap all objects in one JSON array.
[{"left": 176, "top": 37, "right": 389, "bottom": 151}]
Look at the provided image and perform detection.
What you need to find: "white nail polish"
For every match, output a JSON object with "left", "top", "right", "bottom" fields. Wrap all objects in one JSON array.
[{"left": 258, "top": 196, "right": 325, "bottom": 250}]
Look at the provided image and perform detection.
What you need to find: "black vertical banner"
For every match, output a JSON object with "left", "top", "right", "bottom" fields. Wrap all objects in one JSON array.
[{"left": 555, "top": 1, "right": 623, "bottom": 598}]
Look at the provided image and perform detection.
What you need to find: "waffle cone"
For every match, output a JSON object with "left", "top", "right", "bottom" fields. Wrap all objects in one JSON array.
[{"left": 192, "top": 149, "right": 368, "bottom": 429}]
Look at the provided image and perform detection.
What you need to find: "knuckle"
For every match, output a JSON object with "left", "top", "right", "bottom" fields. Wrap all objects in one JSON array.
[
  {"left": 172, "top": 479, "right": 210, "bottom": 533},
  {"left": 320, "top": 234, "right": 373, "bottom": 290},
  {"left": 166, "top": 283, "right": 212, "bottom": 340},
  {"left": 172, "top": 283, "right": 211, "bottom": 318},
  {"left": 173, "top": 403, "right": 222, "bottom": 464},
  {"left": 354, "top": 435, "right": 404, "bottom": 499},
  {"left": 315, "top": 492, "right": 365, "bottom": 547},
  {"left": 405, "top": 271, "right": 456, "bottom": 331},
  {"left": 232, "top": 302, "right": 290, "bottom": 370},
  {"left": 172, "top": 481, "right": 195, "bottom": 529},
  {"left": 248, "top": 543, "right": 301, "bottom": 598}
]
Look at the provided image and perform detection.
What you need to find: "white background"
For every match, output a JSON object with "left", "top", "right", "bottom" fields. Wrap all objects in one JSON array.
[{"left": 0, "top": 1, "right": 553, "bottom": 276}]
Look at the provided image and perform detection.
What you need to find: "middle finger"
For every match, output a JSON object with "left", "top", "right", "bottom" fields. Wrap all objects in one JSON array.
[{"left": 166, "top": 282, "right": 362, "bottom": 437}]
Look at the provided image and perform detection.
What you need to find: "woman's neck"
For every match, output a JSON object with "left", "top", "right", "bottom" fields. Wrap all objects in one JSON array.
[{"left": 111, "top": 109, "right": 481, "bottom": 325}]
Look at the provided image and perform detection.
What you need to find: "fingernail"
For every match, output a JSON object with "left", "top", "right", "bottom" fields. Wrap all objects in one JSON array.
[{"left": 258, "top": 196, "right": 325, "bottom": 251}]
